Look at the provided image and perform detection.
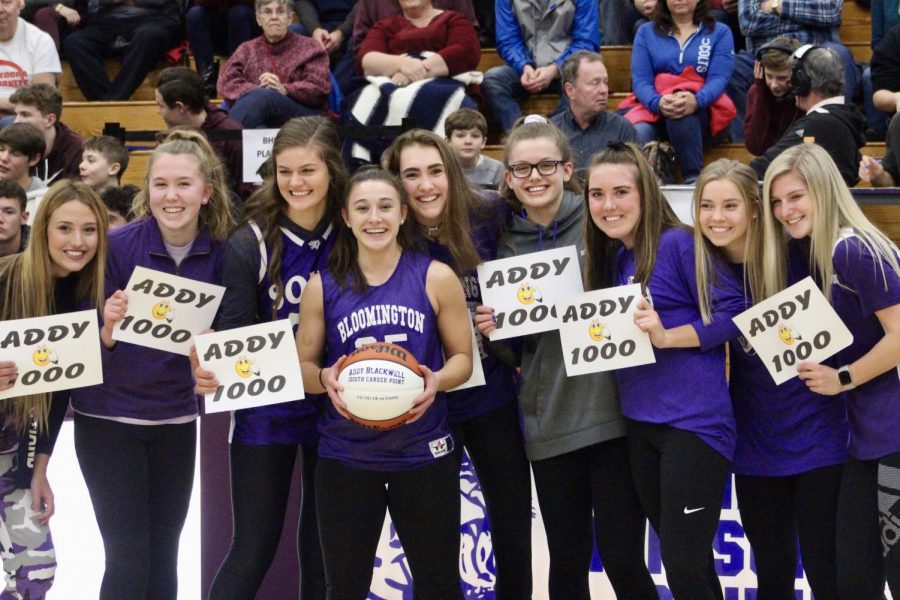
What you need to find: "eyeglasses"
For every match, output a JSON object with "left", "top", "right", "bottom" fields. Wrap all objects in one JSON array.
[
  {"left": 258, "top": 7, "right": 288, "bottom": 17},
  {"left": 507, "top": 160, "right": 564, "bottom": 179}
]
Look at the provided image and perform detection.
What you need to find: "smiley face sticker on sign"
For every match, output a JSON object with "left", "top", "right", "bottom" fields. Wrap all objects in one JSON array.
[
  {"left": 732, "top": 277, "right": 854, "bottom": 385},
  {"left": 477, "top": 246, "right": 584, "bottom": 341},
  {"left": 556, "top": 284, "right": 656, "bottom": 377}
]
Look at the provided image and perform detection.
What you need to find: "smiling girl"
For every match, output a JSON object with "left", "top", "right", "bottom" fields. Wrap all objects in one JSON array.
[
  {"left": 69, "top": 129, "right": 234, "bottom": 600},
  {"left": 475, "top": 121, "right": 656, "bottom": 600},
  {"left": 383, "top": 129, "right": 532, "bottom": 598},
  {"left": 0, "top": 181, "right": 107, "bottom": 600},
  {"left": 761, "top": 143, "right": 900, "bottom": 598},
  {"left": 199, "top": 116, "right": 346, "bottom": 600},
  {"left": 296, "top": 168, "right": 472, "bottom": 598},
  {"left": 583, "top": 142, "right": 744, "bottom": 599},
  {"left": 694, "top": 159, "right": 845, "bottom": 599}
]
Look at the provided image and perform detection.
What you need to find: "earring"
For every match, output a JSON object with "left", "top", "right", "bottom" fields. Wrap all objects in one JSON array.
[{"left": 400, "top": 220, "right": 405, "bottom": 225}]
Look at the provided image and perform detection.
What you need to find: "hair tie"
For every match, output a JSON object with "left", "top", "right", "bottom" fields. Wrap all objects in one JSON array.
[{"left": 606, "top": 140, "right": 628, "bottom": 151}]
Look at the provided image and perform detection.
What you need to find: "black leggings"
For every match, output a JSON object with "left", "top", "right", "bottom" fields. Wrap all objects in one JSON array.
[
  {"left": 208, "top": 443, "right": 324, "bottom": 600},
  {"left": 836, "top": 452, "right": 900, "bottom": 599},
  {"left": 316, "top": 455, "right": 462, "bottom": 600},
  {"left": 530, "top": 437, "right": 657, "bottom": 600},
  {"left": 74, "top": 413, "right": 196, "bottom": 600},
  {"left": 735, "top": 464, "right": 843, "bottom": 600},
  {"left": 627, "top": 420, "right": 730, "bottom": 600},
  {"left": 451, "top": 402, "right": 532, "bottom": 600}
]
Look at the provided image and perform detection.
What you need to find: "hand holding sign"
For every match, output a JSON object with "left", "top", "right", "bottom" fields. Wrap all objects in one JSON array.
[
  {"left": 477, "top": 246, "right": 584, "bottom": 341},
  {"left": 111, "top": 267, "right": 225, "bottom": 356},
  {"left": 556, "top": 284, "right": 656, "bottom": 376},
  {"left": 732, "top": 277, "right": 853, "bottom": 385}
]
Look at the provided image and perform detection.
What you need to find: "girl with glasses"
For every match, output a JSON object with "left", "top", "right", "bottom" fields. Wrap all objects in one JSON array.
[{"left": 475, "top": 120, "right": 656, "bottom": 599}]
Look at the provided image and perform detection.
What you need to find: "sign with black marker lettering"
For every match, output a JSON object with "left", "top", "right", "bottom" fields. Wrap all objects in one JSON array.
[
  {"left": 0, "top": 310, "right": 102, "bottom": 400},
  {"left": 732, "top": 277, "right": 853, "bottom": 385},
  {"left": 242, "top": 129, "right": 278, "bottom": 183},
  {"left": 196, "top": 320, "right": 302, "bottom": 414},
  {"left": 112, "top": 266, "right": 225, "bottom": 355},
  {"left": 556, "top": 284, "right": 656, "bottom": 376},
  {"left": 477, "top": 246, "right": 583, "bottom": 341}
]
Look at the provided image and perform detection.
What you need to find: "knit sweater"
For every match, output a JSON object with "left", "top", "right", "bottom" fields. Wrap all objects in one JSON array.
[{"left": 218, "top": 32, "right": 330, "bottom": 107}]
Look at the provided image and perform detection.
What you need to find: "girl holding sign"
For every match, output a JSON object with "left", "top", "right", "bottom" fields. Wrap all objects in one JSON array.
[
  {"left": 761, "top": 143, "right": 900, "bottom": 598},
  {"left": 201, "top": 116, "right": 346, "bottom": 599},
  {"left": 383, "top": 129, "right": 533, "bottom": 598},
  {"left": 583, "top": 142, "right": 745, "bottom": 599},
  {"left": 70, "top": 129, "right": 235, "bottom": 599},
  {"left": 0, "top": 180, "right": 107, "bottom": 600},
  {"left": 296, "top": 168, "right": 472, "bottom": 598},
  {"left": 694, "top": 159, "right": 846, "bottom": 599},
  {"left": 475, "top": 120, "right": 657, "bottom": 599}
]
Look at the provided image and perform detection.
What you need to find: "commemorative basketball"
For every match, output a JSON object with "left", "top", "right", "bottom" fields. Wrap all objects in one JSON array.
[{"left": 336, "top": 342, "right": 425, "bottom": 429}]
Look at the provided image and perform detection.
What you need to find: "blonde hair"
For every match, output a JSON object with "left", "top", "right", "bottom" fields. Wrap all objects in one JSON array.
[
  {"left": 762, "top": 144, "right": 900, "bottom": 300},
  {"left": 132, "top": 129, "right": 236, "bottom": 241},
  {"left": 692, "top": 159, "right": 762, "bottom": 322},
  {"left": 0, "top": 180, "right": 108, "bottom": 430}
]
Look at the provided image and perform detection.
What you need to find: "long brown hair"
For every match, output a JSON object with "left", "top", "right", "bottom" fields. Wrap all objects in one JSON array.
[
  {"left": 583, "top": 142, "right": 685, "bottom": 293},
  {"left": 383, "top": 129, "right": 482, "bottom": 274},
  {"left": 132, "top": 129, "right": 236, "bottom": 241},
  {"left": 328, "top": 168, "right": 422, "bottom": 293},
  {"left": 0, "top": 180, "right": 108, "bottom": 430},
  {"left": 653, "top": 0, "right": 714, "bottom": 35},
  {"left": 243, "top": 117, "right": 347, "bottom": 319}
]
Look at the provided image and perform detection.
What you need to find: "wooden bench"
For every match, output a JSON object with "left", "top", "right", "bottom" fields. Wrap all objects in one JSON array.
[{"left": 64, "top": 101, "right": 166, "bottom": 138}]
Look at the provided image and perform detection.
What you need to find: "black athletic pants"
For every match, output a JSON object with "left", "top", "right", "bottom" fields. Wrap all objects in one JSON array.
[
  {"left": 735, "top": 464, "right": 843, "bottom": 599},
  {"left": 316, "top": 455, "right": 462, "bottom": 600},
  {"left": 530, "top": 436, "right": 657, "bottom": 600},
  {"left": 627, "top": 420, "right": 730, "bottom": 600},
  {"left": 74, "top": 413, "right": 196, "bottom": 600},
  {"left": 451, "top": 402, "right": 532, "bottom": 600},
  {"left": 208, "top": 443, "right": 324, "bottom": 600},
  {"left": 836, "top": 451, "right": 900, "bottom": 599}
]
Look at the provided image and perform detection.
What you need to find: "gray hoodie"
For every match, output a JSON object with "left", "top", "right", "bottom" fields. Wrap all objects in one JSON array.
[{"left": 499, "top": 190, "right": 626, "bottom": 461}]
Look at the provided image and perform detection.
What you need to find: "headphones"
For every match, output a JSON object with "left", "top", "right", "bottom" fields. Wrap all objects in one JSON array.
[
  {"left": 789, "top": 44, "right": 819, "bottom": 98},
  {"left": 754, "top": 40, "right": 797, "bottom": 62}
]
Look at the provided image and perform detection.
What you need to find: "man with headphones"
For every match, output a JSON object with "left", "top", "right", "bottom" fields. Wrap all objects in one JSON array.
[
  {"left": 750, "top": 44, "right": 866, "bottom": 186},
  {"left": 743, "top": 37, "right": 804, "bottom": 155}
]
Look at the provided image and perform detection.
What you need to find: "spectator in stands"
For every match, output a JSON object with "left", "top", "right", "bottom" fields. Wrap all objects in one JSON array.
[
  {"left": 62, "top": 0, "right": 181, "bottom": 101},
  {"left": 872, "top": 0, "right": 900, "bottom": 49},
  {"left": 218, "top": 0, "right": 330, "bottom": 128},
  {"left": 351, "top": 0, "right": 477, "bottom": 61},
  {"left": 443, "top": 108, "right": 504, "bottom": 189},
  {"left": 550, "top": 51, "right": 637, "bottom": 170},
  {"left": 80, "top": 135, "right": 128, "bottom": 194},
  {"left": 727, "top": 0, "right": 859, "bottom": 143},
  {"left": 295, "top": 0, "right": 356, "bottom": 90},
  {"left": 751, "top": 45, "right": 865, "bottom": 186},
  {"left": 626, "top": 0, "right": 735, "bottom": 183},
  {"left": 0, "top": 179, "right": 29, "bottom": 257},
  {"left": 743, "top": 36, "right": 803, "bottom": 155},
  {"left": 482, "top": 0, "right": 599, "bottom": 134},
  {"left": 0, "top": 0, "right": 59, "bottom": 120},
  {"left": 157, "top": 67, "right": 244, "bottom": 189},
  {"left": 0, "top": 123, "right": 46, "bottom": 215},
  {"left": 100, "top": 184, "right": 137, "bottom": 229},
  {"left": 186, "top": 0, "right": 259, "bottom": 98},
  {"left": 23, "top": 0, "right": 84, "bottom": 51},
  {"left": 344, "top": 0, "right": 480, "bottom": 167},
  {"left": 861, "top": 23, "right": 900, "bottom": 187},
  {"left": 11, "top": 83, "right": 83, "bottom": 183}
]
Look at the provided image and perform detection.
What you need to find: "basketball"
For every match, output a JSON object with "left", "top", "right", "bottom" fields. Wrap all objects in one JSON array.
[{"left": 336, "top": 342, "right": 425, "bottom": 430}]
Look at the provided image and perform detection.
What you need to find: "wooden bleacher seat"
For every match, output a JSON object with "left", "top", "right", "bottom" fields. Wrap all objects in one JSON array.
[{"left": 64, "top": 101, "right": 166, "bottom": 138}]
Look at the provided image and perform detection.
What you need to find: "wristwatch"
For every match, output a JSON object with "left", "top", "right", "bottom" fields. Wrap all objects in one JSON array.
[
  {"left": 769, "top": 0, "right": 780, "bottom": 12},
  {"left": 838, "top": 365, "right": 855, "bottom": 391}
]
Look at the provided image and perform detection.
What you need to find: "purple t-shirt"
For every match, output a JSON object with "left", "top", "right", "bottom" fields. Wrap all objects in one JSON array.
[
  {"left": 615, "top": 227, "right": 743, "bottom": 459},
  {"left": 831, "top": 231, "right": 900, "bottom": 460},
  {"left": 729, "top": 243, "right": 848, "bottom": 476},
  {"left": 318, "top": 252, "right": 453, "bottom": 470}
]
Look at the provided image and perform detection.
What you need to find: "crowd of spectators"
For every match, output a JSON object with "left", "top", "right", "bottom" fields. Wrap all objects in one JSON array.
[{"left": 0, "top": 0, "right": 897, "bottom": 195}]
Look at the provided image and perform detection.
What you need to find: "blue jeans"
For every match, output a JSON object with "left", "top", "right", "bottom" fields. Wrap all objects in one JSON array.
[
  {"left": 482, "top": 64, "right": 565, "bottom": 133},
  {"left": 185, "top": 4, "right": 259, "bottom": 71},
  {"left": 634, "top": 109, "right": 717, "bottom": 183},
  {"left": 230, "top": 87, "right": 320, "bottom": 128},
  {"left": 600, "top": 0, "right": 631, "bottom": 45},
  {"left": 863, "top": 65, "right": 890, "bottom": 136}
]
